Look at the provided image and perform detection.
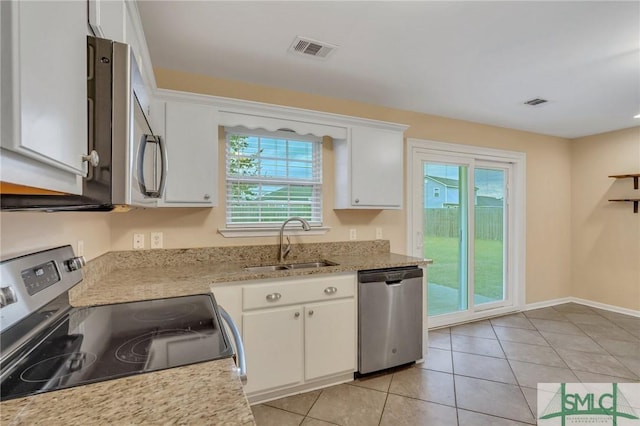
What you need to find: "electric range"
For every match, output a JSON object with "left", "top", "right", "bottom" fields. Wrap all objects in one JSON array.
[{"left": 0, "top": 246, "right": 235, "bottom": 401}]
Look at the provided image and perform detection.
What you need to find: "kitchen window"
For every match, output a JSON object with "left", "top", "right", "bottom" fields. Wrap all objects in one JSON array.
[{"left": 225, "top": 127, "right": 322, "bottom": 227}]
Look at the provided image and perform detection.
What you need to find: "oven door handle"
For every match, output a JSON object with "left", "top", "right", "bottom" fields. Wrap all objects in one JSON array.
[{"left": 218, "top": 306, "right": 247, "bottom": 385}]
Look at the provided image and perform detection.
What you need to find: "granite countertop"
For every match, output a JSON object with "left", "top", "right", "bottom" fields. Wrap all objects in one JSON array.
[
  {"left": 0, "top": 358, "right": 254, "bottom": 425},
  {"left": 71, "top": 251, "right": 429, "bottom": 307},
  {"left": 1, "top": 241, "right": 428, "bottom": 425}
]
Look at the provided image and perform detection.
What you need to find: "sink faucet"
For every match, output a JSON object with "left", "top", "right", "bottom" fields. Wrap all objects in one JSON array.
[{"left": 279, "top": 217, "right": 311, "bottom": 263}]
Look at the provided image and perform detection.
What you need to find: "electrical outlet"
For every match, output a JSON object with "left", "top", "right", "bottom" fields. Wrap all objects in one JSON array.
[
  {"left": 150, "top": 232, "right": 163, "bottom": 249},
  {"left": 77, "top": 240, "right": 84, "bottom": 256},
  {"left": 375, "top": 227, "right": 383, "bottom": 240},
  {"left": 133, "top": 233, "right": 145, "bottom": 250},
  {"left": 349, "top": 229, "right": 357, "bottom": 240}
]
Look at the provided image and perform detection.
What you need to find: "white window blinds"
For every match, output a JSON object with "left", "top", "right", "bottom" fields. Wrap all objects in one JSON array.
[{"left": 225, "top": 127, "right": 322, "bottom": 226}]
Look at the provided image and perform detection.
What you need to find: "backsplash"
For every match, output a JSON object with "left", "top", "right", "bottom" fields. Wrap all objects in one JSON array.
[
  {"left": 108, "top": 239, "right": 390, "bottom": 268},
  {"left": 70, "top": 240, "right": 391, "bottom": 299}
]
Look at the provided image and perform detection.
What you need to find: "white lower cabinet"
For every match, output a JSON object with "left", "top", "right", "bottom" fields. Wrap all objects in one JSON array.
[
  {"left": 211, "top": 273, "right": 357, "bottom": 400},
  {"left": 243, "top": 306, "right": 304, "bottom": 393},
  {"left": 304, "top": 299, "right": 356, "bottom": 381}
]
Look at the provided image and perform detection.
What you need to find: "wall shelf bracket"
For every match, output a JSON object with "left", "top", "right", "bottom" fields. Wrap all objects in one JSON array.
[{"left": 608, "top": 174, "right": 640, "bottom": 213}]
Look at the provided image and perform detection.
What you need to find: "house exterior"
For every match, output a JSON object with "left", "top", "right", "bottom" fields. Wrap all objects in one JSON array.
[{"left": 424, "top": 175, "right": 480, "bottom": 208}]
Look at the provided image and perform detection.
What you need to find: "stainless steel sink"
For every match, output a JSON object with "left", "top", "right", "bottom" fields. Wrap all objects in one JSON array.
[
  {"left": 243, "top": 265, "right": 290, "bottom": 273},
  {"left": 287, "top": 261, "right": 337, "bottom": 270},
  {"left": 244, "top": 260, "right": 337, "bottom": 273}
]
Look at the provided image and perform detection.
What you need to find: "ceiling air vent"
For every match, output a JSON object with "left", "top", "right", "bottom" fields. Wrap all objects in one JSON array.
[
  {"left": 524, "top": 98, "right": 548, "bottom": 106},
  {"left": 289, "top": 36, "right": 337, "bottom": 59}
]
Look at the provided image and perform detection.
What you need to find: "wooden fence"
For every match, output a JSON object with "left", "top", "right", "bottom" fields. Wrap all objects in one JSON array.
[{"left": 424, "top": 208, "right": 503, "bottom": 240}]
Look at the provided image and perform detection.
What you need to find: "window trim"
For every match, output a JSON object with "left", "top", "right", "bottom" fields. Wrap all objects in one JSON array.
[
  {"left": 217, "top": 226, "right": 331, "bottom": 238},
  {"left": 224, "top": 126, "right": 324, "bottom": 230}
]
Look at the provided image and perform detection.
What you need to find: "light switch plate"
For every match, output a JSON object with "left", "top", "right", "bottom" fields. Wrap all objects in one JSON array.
[
  {"left": 375, "top": 227, "right": 383, "bottom": 240},
  {"left": 349, "top": 229, "right": 357, "bottom": 240}
]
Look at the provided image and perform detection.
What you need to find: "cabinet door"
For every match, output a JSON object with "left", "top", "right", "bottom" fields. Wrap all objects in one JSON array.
[
  {"left": 304, "top": 299, "right": 356, "bottom": 381},
  {"left": 243, "top": 306, "right": 304, "bottom": 394},
  {"left": 2, "top": 1, "right": 87, "bottom": 177},
  {"left": 88, "top": 0, "right": 125, "bottom": 42},
  {"left": 162, "top": 101, "right": 218, "bottom": 205},
  {"left": 350, "top": 126, "right": 403, "bottom": 208}
]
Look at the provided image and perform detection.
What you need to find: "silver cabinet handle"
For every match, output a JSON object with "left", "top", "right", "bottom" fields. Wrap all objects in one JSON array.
[
  {"left": 294, "top": 312, "right": 300, "bottom": 318},
  {"left": 266, "top": 293, "right": 282, "bottom": 302},
  {"left": 354, "top": 198, "right": 360, "bottom": 204},
  {"left": 308, "top": 310, "right": 314, "bottom": 316},
  {"left": 204, "top": 194, "right": 211, "bottom": 200},
  {"left": 324, "top": 286, "right": 338, "bottom": 295},
  {"left": 218, "top": 306, "right": 246, "bottom": 385}
]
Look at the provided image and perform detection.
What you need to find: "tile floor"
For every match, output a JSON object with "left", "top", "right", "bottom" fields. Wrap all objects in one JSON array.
[{"left": 251, "top": 303, "right": 640, "bottom": 425}]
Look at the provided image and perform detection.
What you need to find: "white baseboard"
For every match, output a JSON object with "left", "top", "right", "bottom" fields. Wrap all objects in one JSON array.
[
  {"left": 525, "top": 297, "right": 640, "bottom": 318},
  {"left": 570, "top": 297, "right": 640, "bottom": 318},
  {"left": 523, "top": 297, "right": 573, "bottom": 311}
]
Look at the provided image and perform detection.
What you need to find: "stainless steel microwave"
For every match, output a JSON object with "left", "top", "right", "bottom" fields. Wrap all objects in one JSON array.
[{"left": 0, "top": 36, "right": 166, "bottom": 212}]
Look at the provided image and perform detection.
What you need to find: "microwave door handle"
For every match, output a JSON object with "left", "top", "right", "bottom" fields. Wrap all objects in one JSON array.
[
  {"left": 137, "top": 135, "right": 167, "bottom": 199},
  {"left": 137, "top": 135, "right": 150, "bottom": 196},
  {"left": 157, "top": 135, "right": 167, "bottom": 198}
]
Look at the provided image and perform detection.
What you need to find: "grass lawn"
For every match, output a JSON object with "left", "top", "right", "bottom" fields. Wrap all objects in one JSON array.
[{"left": 424, "top": 235, "right": 504, "bottom": 300}]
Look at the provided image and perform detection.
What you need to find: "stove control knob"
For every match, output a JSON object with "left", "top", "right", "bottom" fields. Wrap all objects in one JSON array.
[
  {"left": 0, "top": 286, "right": 18, "bottom": 308},
  {"left": 65, "top": 256, "right": 86, "bottom": 272}
]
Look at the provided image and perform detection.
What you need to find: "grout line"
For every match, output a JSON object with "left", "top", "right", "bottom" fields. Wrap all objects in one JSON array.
[
  {"left": 489, "top": 317, "right": 537, "bottom": 421},
  {"left": 457, "top": 407, "right": 537, "bottom": 425},
  {"left": 384, "top": 390, "right": 458, "bottom": 409},
  {"left": 449, "top": 333, "right": 461, "bottom": 426},
  {"left": 304, "top": 389, "right": 323, "bottom": 417},
  {"left": 377, "top": 388, "right": 390, "bottom": 426}
]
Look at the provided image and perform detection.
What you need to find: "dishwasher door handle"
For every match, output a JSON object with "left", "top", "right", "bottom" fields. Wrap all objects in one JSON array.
[{"left": 218, "top": 306, "right": 247, "bottom": 385}]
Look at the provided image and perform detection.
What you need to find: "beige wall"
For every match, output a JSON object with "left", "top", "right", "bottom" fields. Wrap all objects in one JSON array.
[
  {"left": 0, "top": 212, "right": 111, "bottom": 260},
  {"left": 570, "top": 127, "right": 640, "bottom": 311},
  {"left": 0, "top": 67, "right": 581, "bottom": 306},
  {"left": 108, "top": 68, "right": 573, "bottom": 305}
]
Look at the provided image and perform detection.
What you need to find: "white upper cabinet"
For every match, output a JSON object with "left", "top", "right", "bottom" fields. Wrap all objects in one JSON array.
[
  {"left": 153, "top": 100, "right": 218, "bottom": 206},
  {"left": 152, "top": 89, "right": 408, "bottom": 210},
  {"left": 334, "top": 125, "right": 405, "bottom": 209},
  {"left": 1, "top": 1, "right": 88, "bottom": 193},
  {"left": 88, "top": 0, "right": 125, "bottom": 42}
]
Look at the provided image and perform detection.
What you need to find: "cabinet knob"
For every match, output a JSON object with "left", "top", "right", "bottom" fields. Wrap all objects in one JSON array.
[
  {"left": 82, "top": 150, "right": 100, "bottom": 167},
  {"left": 354, "top": 198, "right": 360, "bottom": 204},
  {"left": 0, "top": 286, "right": 18, "bottom": 308},
  {"left": 294, "top": 312, "right": 300, "bottom": 318},
  {"left": 266, "top": 293, "right": 282, "bottom": 302},
  {"left": 308, "top": 310, "right": 314, "bottom": 316},
  {"left": 204, "top": 194, "right": 211, "bottom": 200},
  {"left": 65, "top": 256, "right": 86, "bottom": 272},
  {"left": 324, "top": 286, "right": 338, "bottom": 295}
]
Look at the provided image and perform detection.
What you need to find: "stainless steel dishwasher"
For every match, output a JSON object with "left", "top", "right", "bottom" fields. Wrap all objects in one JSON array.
[{"left": 358, "top": 266, "right": 423, "bottom": 374}]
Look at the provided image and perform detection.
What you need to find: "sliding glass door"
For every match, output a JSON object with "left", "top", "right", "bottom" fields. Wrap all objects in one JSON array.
[{"left": 412, "top": 150, "right": 515, "bottom": 327}]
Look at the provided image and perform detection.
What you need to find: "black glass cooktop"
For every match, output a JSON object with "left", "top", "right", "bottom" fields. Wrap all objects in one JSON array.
[{"left": 1, "top": 294, "right": 233, "bottom": 400}]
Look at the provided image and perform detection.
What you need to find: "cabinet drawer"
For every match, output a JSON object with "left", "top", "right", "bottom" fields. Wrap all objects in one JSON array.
[{"left": 243, "top": 274, "right": 355, "bottom": 311}]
